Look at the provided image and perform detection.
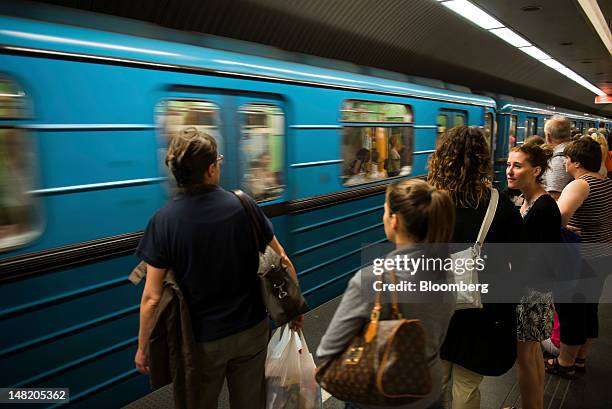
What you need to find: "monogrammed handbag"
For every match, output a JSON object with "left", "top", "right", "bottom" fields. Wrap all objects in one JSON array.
[
  {"left": 233, "top": 189, "right": 308, "bottom": 326},
  {"left": 315, "top": 270, "right": 431, "bottom": 406}
]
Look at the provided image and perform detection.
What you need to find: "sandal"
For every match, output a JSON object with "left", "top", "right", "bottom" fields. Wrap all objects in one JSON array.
[
  {"left": 545, "top": 358, "right": 577, "bottom": 380},
  {"left": 574, "top": 357, "right": 586, "bottom": 372}
]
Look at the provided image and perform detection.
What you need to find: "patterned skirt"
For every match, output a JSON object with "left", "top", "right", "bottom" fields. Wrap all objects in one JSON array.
[{"left": 517, "top": 289, "right": 554, "bottom": 342}]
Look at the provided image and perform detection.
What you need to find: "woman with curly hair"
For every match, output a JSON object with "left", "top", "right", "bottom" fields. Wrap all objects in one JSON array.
[{"left": 428, "top": 126, "right": 525, "bottom": 409}]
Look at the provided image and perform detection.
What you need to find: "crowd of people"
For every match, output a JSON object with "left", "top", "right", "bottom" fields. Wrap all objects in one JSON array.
[{"left": 133, "top": 116, "right": 611, "bottom": 409}]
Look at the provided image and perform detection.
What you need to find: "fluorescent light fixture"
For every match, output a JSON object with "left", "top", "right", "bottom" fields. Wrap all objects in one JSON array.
[
  {"left": 489, "top": 28, "right": 531, "bottom": 48},
  {"left": 519, "top": 46, "right": 550, "bottom": 60},
  {"left": 576, "top": 0, "right": 612, "bottom": 56},
  {"left": 442, "top": 0, "right": 504, "bottom": 30},
  {"left": 539, "top": 59, "right": 565, "bottom": 70},
  {"left": 555, "top": 67, "right": 607, "bottom": 96}
]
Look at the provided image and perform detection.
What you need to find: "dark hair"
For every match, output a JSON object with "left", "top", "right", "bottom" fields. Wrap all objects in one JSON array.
[
  {"left": 427, "top": 126, "right": 491, "bottom": 208},
  {"left": 563, "top": 137, "right": 602, "bottom": 172},
  {"left": 510, "top": 143, "right": 553, "bottom": 183},
  {"left": 165, "top": 127, "right": 218, "bottom": 188},
  {"left": 386, "top": 179, "right": 455, "bottom": 243}
]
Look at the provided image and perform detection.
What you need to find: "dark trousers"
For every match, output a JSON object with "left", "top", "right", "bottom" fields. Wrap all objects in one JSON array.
[
  {"left": 555, "top": 302, "right": 599, "bottom": 345},
  {"left": 188, "top": 319, "right": 269, "bottom": 409}
]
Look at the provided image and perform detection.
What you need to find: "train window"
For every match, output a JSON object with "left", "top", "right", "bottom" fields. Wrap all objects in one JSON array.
[
  {"left": 239, "top": 104, "right": 284, "bottom": 202},
  {"left": 453, "top": 114, "right": 465, "bottom": 127},
  {"left": 341, "top": 127, "right": 413, "bottom": 186},
  {"left": 526, "top": 116, "right": 537, "bottom": 138},
  {"left": 437, "top": 114, "right": 448, "bottom": 138},
  {"left": 484, "top": 112, "right": 494, "bottom": 151},
  {"left": 341, "top": 100, "right": 413, "bottom": 123},
  {"left": 509, "top": 115, "right": 518, "bottom": 151},
  {"left": 0, "top": 77, "right": 38, "bottom": 251},
  {"left": 157, "top": 99, "right": 223, "bottom": 187}
]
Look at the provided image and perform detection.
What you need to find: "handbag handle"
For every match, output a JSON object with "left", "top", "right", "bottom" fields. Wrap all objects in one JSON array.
[
  {"left": 233, "top": 189, "right": 266, "bottom": 254},
  {"left": 473, "top": 188, "right": 499, "bottom": 255},
  {"left": 366, "top": 269, "right": 402, "bottom": 342}
]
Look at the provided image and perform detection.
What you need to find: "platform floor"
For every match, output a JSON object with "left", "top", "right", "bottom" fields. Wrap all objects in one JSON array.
[{"left": 125, "top": 280, "right": 612, "bottom": 409}]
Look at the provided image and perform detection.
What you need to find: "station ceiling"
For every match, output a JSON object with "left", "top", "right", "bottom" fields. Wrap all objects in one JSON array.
[{"left": 29, "top": 0, "right": 612, "bottom": 116}]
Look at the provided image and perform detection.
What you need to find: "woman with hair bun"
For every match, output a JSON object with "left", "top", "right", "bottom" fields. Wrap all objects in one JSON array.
[
  {"left": 428, "top": 126, "right": 525, "bottom": 409},
  {"left": 317, "top": 179, "right": 456, "bottom": 409},
  {"left": 506, "top": 142, "right": 559, "bottom": 409}
]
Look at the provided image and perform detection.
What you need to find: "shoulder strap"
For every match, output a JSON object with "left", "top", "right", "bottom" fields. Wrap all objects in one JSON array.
[
  {"left": 232, "top": 189, "right": 265, "bottom": 253},
  {"left": 475, "top": 188, "right": 499, "bottom": 248}
]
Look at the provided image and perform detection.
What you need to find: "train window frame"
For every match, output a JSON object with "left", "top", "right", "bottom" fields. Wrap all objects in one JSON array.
[
  {"left": 0, "top": 75, "right": 41, "bottom": 253},
  {"left": 155, "top": 98, "right": 224, "bottom": 190},
  {"left": 341, "top": 100, "right": 414, "bottom": 187},
  {"left": 238, "top": 103, "right": 285, "bottom": 203}
]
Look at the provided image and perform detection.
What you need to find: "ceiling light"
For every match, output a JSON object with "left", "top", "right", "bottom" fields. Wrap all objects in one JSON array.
[
  {"left": 555, "top": 67, "right": 607, "bottom": 96},
  {"left": 519, "top": 46, "right": 550, "bottom": 60},
  {"left": 539, "top": 59, "right": 565, "bottom": 70},
  {"left": 576, "top": 0, "right": 612, "bottom": 56},
  {"left": 489, "top": 28, "right": 531, "bottom": 48},
  {"left": 442, "top": 0, "right": 505, "bottom": 30}
]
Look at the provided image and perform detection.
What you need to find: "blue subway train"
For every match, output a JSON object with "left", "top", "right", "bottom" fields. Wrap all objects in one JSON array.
[{"left": 0, "top": 5, "right": 611, "bottom": 408}]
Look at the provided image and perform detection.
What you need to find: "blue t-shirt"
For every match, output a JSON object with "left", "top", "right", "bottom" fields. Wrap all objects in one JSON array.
[{"left": 136, "top": 185, "right": 273, "bottom": 342}]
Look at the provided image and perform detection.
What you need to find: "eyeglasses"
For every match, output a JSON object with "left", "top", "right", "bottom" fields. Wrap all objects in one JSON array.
[{"left": 216, "top": 154, "right": 224, "bottom": 163}]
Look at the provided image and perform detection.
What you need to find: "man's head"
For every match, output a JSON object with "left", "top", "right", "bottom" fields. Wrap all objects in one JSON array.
[
  {"left": 544, "top": 115, "right": 571, "bottom": 145},
  {"left": 165, "top": 127, "right": 221, "bottom": 188}
]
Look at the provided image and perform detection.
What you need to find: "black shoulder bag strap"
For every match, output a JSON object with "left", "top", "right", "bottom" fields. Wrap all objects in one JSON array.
[{"left": 233, "top": 189, "right": 266, "bottom": 253}]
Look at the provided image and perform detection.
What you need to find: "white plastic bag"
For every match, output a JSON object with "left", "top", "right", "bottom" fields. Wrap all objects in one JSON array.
[
  {"left": 265, "top": 327, "right": 322, "bottom": 409},
  {"left": 296, "top": 330, "right": 322, "bottom": 409}
]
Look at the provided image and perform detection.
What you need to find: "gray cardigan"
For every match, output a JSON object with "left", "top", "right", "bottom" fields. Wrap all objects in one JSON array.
[{"left": 316, "top": 245, "right": 455, "bottom": 409}]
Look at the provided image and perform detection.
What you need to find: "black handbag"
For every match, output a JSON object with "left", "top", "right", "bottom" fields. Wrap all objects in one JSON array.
[{"left": 233, "top": 189, "right": 308, "bottom": 325}]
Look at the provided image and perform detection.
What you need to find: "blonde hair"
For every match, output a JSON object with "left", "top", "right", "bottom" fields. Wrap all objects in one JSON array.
[
  {"left": 589, "top": 133, "right": 608, "bottom": 164},
  {"left": 386, "top": 179, "right": 455, "bottom": 243}
]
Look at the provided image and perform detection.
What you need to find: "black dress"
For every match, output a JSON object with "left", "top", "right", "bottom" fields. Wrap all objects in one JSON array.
[{"left": 516, "top": 194, "right": 560, "bottom": 342}]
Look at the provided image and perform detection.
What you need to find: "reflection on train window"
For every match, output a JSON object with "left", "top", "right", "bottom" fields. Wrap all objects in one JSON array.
[
  {"left": 437, "top": 114, "right": 448, "bottom": 138},
  {"left": 240, "top": 104, "right": 284, "bottom": 202},
  {"left": 156, "top": 100, "right": 223, "bottom": 187},
  {"left": 341, "top": 100, "right": 413, "bottom": 123},
  {"left": 509, "top": 115, "right": 518, "bottom": 151},
  {"left": 342, "top": 127, "right": 414, "bottom": 186}
]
